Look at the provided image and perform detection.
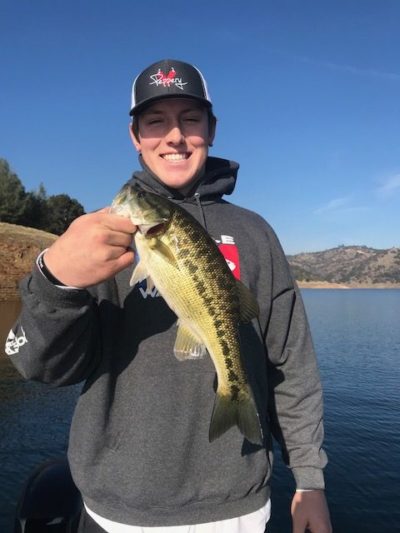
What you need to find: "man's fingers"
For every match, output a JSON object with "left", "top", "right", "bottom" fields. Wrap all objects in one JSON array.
[
  {"left": 43, "top": 209, "right": 138, "bottom": 288},
  {"left": 99, "top": 212, "right": 137, "bottom": 234},
  {"left": 104, "top": 232, "right": 134, "bottom": 249},
  {"left": 115, "top": 249, "right": 135, "bottom": 270}
]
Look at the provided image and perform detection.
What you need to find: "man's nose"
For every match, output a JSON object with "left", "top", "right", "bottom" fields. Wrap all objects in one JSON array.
[{"left": 166, "top": 124, "right": 184, "bottom": 145}]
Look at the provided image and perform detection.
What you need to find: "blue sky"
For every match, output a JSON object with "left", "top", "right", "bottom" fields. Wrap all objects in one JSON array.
[{"left": 1, "top": 0, "right": 399, "bottom": 254}]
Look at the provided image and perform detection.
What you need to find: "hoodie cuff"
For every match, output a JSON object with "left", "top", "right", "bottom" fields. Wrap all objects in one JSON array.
[
  {"left": 292, "top": 467, "right": 325, "bottom": 490},
  {"left": 27, "top": 263, "right": 91, "bottom": 308},
  {"left": 36, "top": 249, "right": 83, "bottom": 290}
]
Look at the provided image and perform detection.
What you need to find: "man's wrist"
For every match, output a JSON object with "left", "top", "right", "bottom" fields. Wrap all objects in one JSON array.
[
  {"left": 37, "top": 250, "right": 66, "bottom": 285},
  {"left": 36, "top": 250, "right": 81, "bottom": 290}
]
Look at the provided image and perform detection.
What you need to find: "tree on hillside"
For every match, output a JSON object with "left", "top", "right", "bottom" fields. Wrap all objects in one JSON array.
[
  {"left": 0, "top": 159, "right": 28, "bottom": 223},
  {"left": 21, "top": 183, "right": 49, "bottom": 230},
  {"left": 0, "top": 157, "right": 85, "bottom": 233},
  {"left": 46, "top": 194, "right": 85, "bottom": 234}
]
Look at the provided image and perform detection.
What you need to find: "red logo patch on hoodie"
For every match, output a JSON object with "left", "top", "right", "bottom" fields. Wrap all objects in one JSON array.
[{"left": 216, "top": 235, "right": 241, "bottom": 280}]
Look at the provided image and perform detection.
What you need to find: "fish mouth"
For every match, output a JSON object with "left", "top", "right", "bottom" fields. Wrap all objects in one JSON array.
[
  {"left": 160, "top": 152, "right": 191, "bottom": 161},
  {"left": 142, "top": 222, "right": 167, "bottom": 236},
  {"left": 137, "top": 218, "right": 168, "bottom": 236}
]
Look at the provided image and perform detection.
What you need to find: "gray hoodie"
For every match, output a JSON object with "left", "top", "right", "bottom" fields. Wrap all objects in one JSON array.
[{"left": 8, "top": 156, "right": 327, "bottom": 527}]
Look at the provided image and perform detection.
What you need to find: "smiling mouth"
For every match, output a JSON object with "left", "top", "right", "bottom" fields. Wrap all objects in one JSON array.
[{"left": 161, "top": 153, "right": 190, "bottom": 161}]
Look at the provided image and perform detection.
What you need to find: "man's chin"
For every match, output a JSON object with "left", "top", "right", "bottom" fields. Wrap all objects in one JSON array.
[{"left": 161, "top": 172, "right": 202, "bottom": 191}]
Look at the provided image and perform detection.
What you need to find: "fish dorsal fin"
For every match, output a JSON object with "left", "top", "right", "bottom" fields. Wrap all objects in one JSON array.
[
  {"left": 174, "top": 321, "right": 207, "bottom": 361},
  {"left": 236, "top": 280, "right": 259, "bottom": 322}
]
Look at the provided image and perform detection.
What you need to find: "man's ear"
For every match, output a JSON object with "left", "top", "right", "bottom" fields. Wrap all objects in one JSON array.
[
  {"left": 129, "top": 123, "right": 141, "bottom": 152},
  {"left": 208, "top": 117, "right": 217, "bottom": 147}
]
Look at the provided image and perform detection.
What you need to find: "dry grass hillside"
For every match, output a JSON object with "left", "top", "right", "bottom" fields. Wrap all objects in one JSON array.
[
  {"left": 289, "top": 245, "right": 400, "bottom": 288},
  {"left": 0, "top": 223, "right": 57, "bottom": 300}
]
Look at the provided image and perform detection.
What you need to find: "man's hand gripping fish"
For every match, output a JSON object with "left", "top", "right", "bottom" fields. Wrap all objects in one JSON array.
[{"left": 111, "top": 183, "right": 263, "bottom": 445}]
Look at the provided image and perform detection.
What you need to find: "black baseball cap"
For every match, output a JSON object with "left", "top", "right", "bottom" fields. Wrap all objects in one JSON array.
[{"left": 129, "top": 59, "right": 212, "bottom": 116}]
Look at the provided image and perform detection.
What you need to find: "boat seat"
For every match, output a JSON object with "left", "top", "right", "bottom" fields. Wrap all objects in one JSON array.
[{"left": 14, "top": 457, "right": 82, "bottom": 533}]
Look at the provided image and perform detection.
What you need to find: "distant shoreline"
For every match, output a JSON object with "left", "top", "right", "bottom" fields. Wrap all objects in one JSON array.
[
  {"left": 1, "top": 281, "right": 399, "bottom": 302},
  {"left": 298, "top": 281, "right": 400, "bottom": 289}
]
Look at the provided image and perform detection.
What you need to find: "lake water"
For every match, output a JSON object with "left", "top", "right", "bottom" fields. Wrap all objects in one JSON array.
[{"left": 1, "top": 291, "right": 399, "bottom": 532}]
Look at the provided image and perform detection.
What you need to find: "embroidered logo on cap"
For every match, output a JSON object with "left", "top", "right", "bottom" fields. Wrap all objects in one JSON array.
[{"left": 149, "top": 68, "right": 188, "bottom": 90}]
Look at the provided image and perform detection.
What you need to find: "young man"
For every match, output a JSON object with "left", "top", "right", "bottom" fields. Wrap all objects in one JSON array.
[{"left": 8, "top": 59, "right": 331, "bottom": 532}]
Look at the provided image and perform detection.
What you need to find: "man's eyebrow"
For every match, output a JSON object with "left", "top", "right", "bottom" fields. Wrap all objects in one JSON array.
[
  {"left": 181, "top": 107, "right": 203, "bottom": 113},
  {"left": 141, "top": 109, "right": 163, "bottom": 117},
  {"left": 142, "top": 105, "right": 203, "bottom": 117}
]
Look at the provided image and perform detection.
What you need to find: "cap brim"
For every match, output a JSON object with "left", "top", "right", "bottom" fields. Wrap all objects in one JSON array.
[{"left": 129, "top": 93, "right": 212, "bottom": 116}]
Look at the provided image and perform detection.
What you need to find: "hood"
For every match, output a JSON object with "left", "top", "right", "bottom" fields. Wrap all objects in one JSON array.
[{"left": 130, "top": 155, "right": 239, "bottom": 202}]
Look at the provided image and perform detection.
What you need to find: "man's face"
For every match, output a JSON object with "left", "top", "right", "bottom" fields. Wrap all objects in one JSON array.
[{"left": 130, "top": 98, "right": 215, "bottom": 190}]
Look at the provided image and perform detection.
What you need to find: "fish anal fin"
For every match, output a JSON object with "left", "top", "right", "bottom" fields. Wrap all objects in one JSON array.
[
  {"left": 174, "top": 322, "right": 207, "bottom": 361},
  {"left": 236, "top": 280, "right": 260, "bottom": 322}
]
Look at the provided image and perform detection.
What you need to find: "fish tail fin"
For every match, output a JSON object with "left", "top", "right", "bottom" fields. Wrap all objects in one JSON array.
[
  {"left": 237, "top": 389, "right": 264, "bottom": 446},
  {"left": 209, "top": 387, "right": 263, "bottom": 445}
]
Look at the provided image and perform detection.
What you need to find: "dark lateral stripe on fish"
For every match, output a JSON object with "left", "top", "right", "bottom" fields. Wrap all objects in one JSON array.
[
  {"left": 229, "top": 385, "right": 240, "bottom": 401},
  {"left": 225, "top": 357, "right": 233, "bottom": 369}
]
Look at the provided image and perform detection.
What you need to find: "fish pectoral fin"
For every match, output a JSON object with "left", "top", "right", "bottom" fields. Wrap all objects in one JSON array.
[
  {"left": 144, "top": 276, "right": 155, "bottom": 292},
  {"left": 130, "top": 260, "right": 147, "bottom": 286},
  {"left": 149, "top": 239, "right": 179, "bottom": 269},
  {"left": 236, "top": 280, "right": 260, "bottom": 322},
  {"left": 174, "top": 322, "right": 207, "bottom": 361},
  {"left": 129, "top": 261, "right": 155, "bottom": 292}
]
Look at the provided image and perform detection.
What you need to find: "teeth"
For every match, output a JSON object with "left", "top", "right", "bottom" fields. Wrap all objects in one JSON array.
[{"left": 162, "top": 153, "right": 188, "bottom": 161}]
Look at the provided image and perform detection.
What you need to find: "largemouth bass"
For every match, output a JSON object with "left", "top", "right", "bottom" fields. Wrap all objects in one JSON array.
[{"left": 111, "top": 183, "right": 263, "bottom": 445}]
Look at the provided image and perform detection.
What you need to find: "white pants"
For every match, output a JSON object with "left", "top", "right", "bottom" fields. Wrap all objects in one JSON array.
[{"left": 85, "top": 500, "right": 271, "bottom": 533}]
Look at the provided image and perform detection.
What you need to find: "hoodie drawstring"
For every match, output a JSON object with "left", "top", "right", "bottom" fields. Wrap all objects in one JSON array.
[{"left": 194, "top": 192, "right": 208, "bottom": 231}]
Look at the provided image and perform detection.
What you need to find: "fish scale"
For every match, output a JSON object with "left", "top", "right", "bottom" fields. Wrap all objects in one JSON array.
[{"left": 111, "top": 183, "right": 263, "bottom": 445}]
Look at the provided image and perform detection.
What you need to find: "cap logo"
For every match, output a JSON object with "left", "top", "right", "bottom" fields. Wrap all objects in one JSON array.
[{"left": 149, "top": 67, "right": 188, "bottom": 91}]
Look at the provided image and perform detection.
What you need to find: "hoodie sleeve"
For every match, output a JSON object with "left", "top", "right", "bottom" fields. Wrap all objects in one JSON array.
[
  {"left": 264, "top": 232, "right": 328, "bottom": 490},
  {"left": 6, "top": 266, "right": 102, "bottom": 386}
]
